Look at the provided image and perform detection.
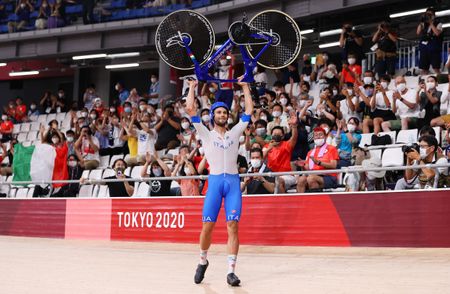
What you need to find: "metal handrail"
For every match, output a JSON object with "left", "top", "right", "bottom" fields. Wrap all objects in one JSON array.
[{"left": 2, "top": 162, "right": 450, "bottom": 186}]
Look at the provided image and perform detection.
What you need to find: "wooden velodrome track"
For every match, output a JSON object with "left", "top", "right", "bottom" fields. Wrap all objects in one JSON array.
[{"left": 1, "top": 236, "right": 449, "bottom": 293}]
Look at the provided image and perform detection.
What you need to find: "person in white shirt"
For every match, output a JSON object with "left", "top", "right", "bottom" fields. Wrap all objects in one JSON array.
[
  {"left": 74, "top": 126, "right": 100, "bottom": 170},
  {"left": 125, "top": 112, "right": 157, "bottom": 166},
  {"left": 186, "top": 77, "right": 253, "bottom": 287},
  {"left": 381, "top": 76, "right": 420, "bottom": 131}
]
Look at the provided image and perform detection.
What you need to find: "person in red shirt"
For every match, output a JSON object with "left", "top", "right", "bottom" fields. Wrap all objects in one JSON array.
[
  {"left": 263, "top": 112, "right": 298, "bottom": 193},
  {"left": 340, "top": 53, "right": 362, "bottom": 85},
  {"left": 0, "top": 114, "right": 14, "bottom": 143},
  {"left": 5, "top": 100, "right": 16, "bottom": 123},
  {"left": 297, "top": 127, "right": 339, "bottom": 193},
  {"left": 15, "top": 97, "right": 27, "bottom": 122}
]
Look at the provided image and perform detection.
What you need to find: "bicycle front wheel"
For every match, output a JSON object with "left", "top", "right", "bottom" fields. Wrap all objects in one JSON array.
[{"left": 246, "top": 10, "right": 302, "bottom": 69}]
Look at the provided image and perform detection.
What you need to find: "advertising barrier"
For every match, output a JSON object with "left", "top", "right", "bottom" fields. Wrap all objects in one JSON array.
[{"left": 0, "top": 190, "right": 450, "bottom": 247}]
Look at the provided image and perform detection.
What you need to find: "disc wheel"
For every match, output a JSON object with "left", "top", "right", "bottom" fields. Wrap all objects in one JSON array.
[
  {"left": 155, "top": 10, "right": 215, "bottom": 70},
  {"left": 246, "top": 10, "right": 302, "bottom": 69}
]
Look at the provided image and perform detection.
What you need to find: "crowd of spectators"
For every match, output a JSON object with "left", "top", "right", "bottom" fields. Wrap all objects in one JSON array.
[{"left": 0, "top": 7, "right": 450, "bottom": 197}]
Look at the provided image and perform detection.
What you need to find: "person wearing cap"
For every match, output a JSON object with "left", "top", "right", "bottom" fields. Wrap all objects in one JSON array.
[
  {"left": 185, "top": 77, "right": 252, "bottom": 287},
  {"left": 297, "top": 127, "right": 339, "bottom": 193}
]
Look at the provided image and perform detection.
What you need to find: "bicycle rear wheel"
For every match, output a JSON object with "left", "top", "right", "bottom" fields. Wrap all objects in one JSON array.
[
  {"left": 155, "top": 10, "right": 215, "bottom": 70},
  {"left": 246, "top": 10, "right": 302, "bottom": 69}
]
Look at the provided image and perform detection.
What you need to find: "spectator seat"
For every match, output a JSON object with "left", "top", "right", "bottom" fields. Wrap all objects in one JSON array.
[
  {"left": 27, "top": 130, "right": 38, "bottom": 141},
  {"left": 359, "top": 133, "right": 373, "bottom": 148},
  {"left": 99, "top": 155, "right": 110, "bottom": 169},
  {"left": 97, "top": 185, "right": 110, "bottom": 198},
  {"left": 109, "top": 154, "right": 124, "bottom": 167},
  {"left": 89, "top": 169, "right": 104, "bottom": 180},
  {"left": 15, "top": 188, "right": 28, "bottom": 199},
  {"left": 20, "top": 123, "right": 31, "bottom": 132},
  {"left": 396, "top": 129, "right": 418, "bottom": 144},
  {"left": 30, "top": 121, "right": 41, "bottom": 131},
  {"left": 381, "top": 147, "right": 404, "bottom": 167},
  {"left": 135, "top": 182, "right": 149, "bottom": 197},
  {"left": 13, "top": 124, "right": 21, "bottom": 134},
  {"left": 17, "top": 133, "right": 28, "bottom": 142},
  {"left": 103, "top": 168, "right": 116, "bottom": 178},
  {"left": 37, "top": 114, "right": 47, "bottom": 123},
  {"left": 131, "top": 166, "right": 144, "bottom": 179},
  {"left": 78, "top": 184, "right": 95, "bottom": 198}
]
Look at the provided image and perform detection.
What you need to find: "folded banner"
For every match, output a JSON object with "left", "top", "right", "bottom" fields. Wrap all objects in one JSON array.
[{"left": 12, "top": 143, "right": 67, "bottom": 188}]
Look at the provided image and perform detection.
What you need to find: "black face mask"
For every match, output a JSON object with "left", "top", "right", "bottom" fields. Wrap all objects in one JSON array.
[{"left": 272, "top": 134, "right": 283, "bottom": 142}]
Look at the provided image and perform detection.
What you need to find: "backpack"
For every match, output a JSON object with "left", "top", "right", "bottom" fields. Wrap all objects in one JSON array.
[{"left": 371, "top": 134, "right": 392, "bottom": 146}]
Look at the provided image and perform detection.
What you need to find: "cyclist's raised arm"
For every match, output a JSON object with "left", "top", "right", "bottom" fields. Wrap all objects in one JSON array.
[
  {"left": 237, "top": 77, "right": 253, "bottom": 116},
  {"left": 185, "top": 79, "right": 198, "bottom": 117}
]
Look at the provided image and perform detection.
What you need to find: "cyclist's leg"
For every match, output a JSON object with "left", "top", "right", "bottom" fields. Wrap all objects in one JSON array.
[
  {"left": 223, "top": 174, "right": 242, "bottom": 255},
  {"left": 200, "top": 175, "right": 223, "bottom": 250}
]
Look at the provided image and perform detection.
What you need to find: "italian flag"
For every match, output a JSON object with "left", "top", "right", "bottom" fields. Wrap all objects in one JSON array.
[{"left": 13, "top": 143, "right": 69, "bottom": 188}]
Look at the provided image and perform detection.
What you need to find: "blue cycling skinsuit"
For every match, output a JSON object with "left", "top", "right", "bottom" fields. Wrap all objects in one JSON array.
[{"left": 191, "top": 113, "right": 251, "bottom": 222}]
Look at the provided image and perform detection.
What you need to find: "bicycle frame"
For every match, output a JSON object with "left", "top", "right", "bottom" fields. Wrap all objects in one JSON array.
[{"left": 181, "top": 32, "right": 273, "bottom": 84}]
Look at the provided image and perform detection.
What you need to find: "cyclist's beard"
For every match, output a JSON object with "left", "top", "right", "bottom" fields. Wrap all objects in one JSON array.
[{"left": 214, "top": 116, "right": 227, "bottom": 128}]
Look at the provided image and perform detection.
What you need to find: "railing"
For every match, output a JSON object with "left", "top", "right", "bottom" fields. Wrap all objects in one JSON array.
[
  {"left": 365, "top": 39, "right": 450, "bottom": 73},
  {"left": 2, "top": 162, "right": 450, "bottom": 195}
]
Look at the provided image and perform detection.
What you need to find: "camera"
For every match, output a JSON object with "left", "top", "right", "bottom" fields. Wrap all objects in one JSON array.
[
  {"left": 402, "top": 143, "right": 419, "bottom": 153},
  {"left": 344, "top": 26, "right": 352, "bottom": 33},
  {"left": 421, "top": 13, "right": 431, "bottom": 23}
]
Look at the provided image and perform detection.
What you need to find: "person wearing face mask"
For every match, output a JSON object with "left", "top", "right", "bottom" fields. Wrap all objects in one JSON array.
[
  {"left": 214, "top": 53, "right": 235, "bottom": 109},
  {"left": 381, "top": 76, "right": 420, "bottom": 132},
  {"left": 417, "top": 7, "right": 443, "bottom": 75},
  {"left": 200, "top": 108, "right": 212, "bottom": 128},
  {"left": 297, "top": 127, "right": 339, "bottom": 193},
  {"left": 0, "top": 114, "right": 13, "bottom": 143},
  {"left": 27, "top": 102, "right": 40, "bottom": 120},
  {"left": 115, "top": 82, "right": 130, "bottom": 105},
  {"left": 360, "top": 75, "right": 396, "bottom": 134},
  {"left": 320, "top": 63, "right": 339, "bottom": 87},
  {"left": 335, "top": 118, "right": 362, "bottom": 167},
  {"left": 241, "top": 148, "right": 275, "bottom": 194},
  {"left": 83, "top": 84, "right": 97, "bottom": 110},
  {"left": 339, "top": 22, "right": 364, "bottom": 64},
  {"left": 74, "top": 126, "right": 100, "bottom": 170},
  {"left": 98, "top": 113, "right": 126, "bottom": 157},
  {"left": 249, "top": 119, "right": 271, "bottom": 151},
  {"left": 253, "top": 66, "right": 268, "bottom": 96},
  {"left": 337, "top": 84, "right": 360, "bottom": 124},
  {"left": 417, "top": 76, "right": 441, "bottom": 128},
  {"left": 146, "top": 74, "right": 160, "bottom": 107},
  {"left": 267, "top": 103, "right": 290, "bottom": 135},
  {"left": 101, "top": 159, "right": 134, "bottom": 197},
  {"left": 264, "top": 113, "right": 298, "bottom": 193},
  {"left": 127, "top": 113, "right": 157, "bottom": 166},
  {"left": 340, "top": 54, "right": 362, "bottom": 85},
  {"left": 14, "top": 97, "right": 27, "bottom": 123},
  {"left": 395, "top": 135, "right": 448, "bottom": 190},
  {"left": 141, "top": 151, "right": 172, "bottom": 197},
  {"left": 52, "top": 154, "right": 83, "bottom": 197},
  {"left": 171, "top": 151, "right": 200, "bottom": 197},
  {"left": 7, "top": 0, "right": 33, "bottom": 33}
]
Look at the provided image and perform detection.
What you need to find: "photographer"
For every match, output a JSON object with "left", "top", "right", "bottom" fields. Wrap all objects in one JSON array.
[
  {"left": 416, "top": 7, "right": 443, "bottom": 75},
  {"left": 339, "top": 22, "right": 364, "bottom": 64},
  {"left": 154, "top": 104, "right": 181, "bottom": 151},
  {"left": 372, "top": 21, "right": 397, "bottom": 77},
  {"left": 395, "top": 135, "right": 448, "bottom": 190},
  {"left": 74, "top": 126, "right": 100, "bottom": 170}
]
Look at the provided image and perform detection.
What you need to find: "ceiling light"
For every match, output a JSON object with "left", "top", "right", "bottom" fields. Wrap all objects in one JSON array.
[
  {"left": 318, "top": 41, "right": 340, "bottom": 49},
  {"left": 0, "top": 63, "right": 6, "bottom": 67},
  {"left": 105, "top": 63, "right": 140, "bottom": 69},
  {"left": 437, "top": 10, "right": 450, "bottom": 17},
  {"left": 389, "top": 8, "right": 426, "bottom": 18},
  {"left": 319, "top": 28, "right": 342, "bottom": 37},
  {"left": 72, "top": 53, "right": 107, "bottom": 60},
  {"left": 9, "top": 70, "right": 39, "bottom": 77},
  {"left": 301, "top": 29, "right": 314, "bottom": 35},
  {"left": 443, "top": 23, "right": 450, "bottom": 28},
  {"left": 107, "top": 52, "right": 140, "bottom": 58}
]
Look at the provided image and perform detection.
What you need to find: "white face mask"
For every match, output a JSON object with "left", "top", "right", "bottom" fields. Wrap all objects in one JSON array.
[
  {"left": 314, "top": 138, "right": 325, "bottom": 147},
  {"left": 68, "top": 161, "right": 77, "bottom": 168},
  {"left": 240, "top": 102, "right": 245, "bottom": 109},
  {"left": 81, "top": 112, "right": 88, "bottom": 118},
  {"left": 209, "top": 87, "right": 216, "bottom": 93},
  {"left": 201, "top": 115, "right": 210, "bottom": 123},
  {"left": 420, "top": 147, "right": 430, "bottom": 159},
  {"left": 151, "top": 78, "right": 157, "bottom": 83},
  {"left": 30, "top": 105, "right": 36, "bottom": 110},
  {"left": 66, "top": 136, "right": 74, "bottom": 142},
  {"left": 250, "top": 159, "right": 262, "bottom": 168},
  {"left": 380, "top": 81, "right": 388, "bottom": 89},
  {"left": 363, "top": 77, "right": 373, "bottom": 85},
  {"left": 348, "top": 58, "right": 356, "bottom": 65},
  {"left": 20, "top": 3, "right": 26, "bottom": 8},
  {"left": 332, "top": 89, "right": 338, "bottom": 96},
  {"left": 90, "top": 114, "right": 97, "bottom": 120},
  {"left": 347, "top": 89, "right": 353, "bottom": 96},
  {"left": 239, "top": 135, "right": 245, "bottom": 143},
  {"left": 396, "top": 83, "right": 406, "bottom": 92},
  {"left": 220, "top": 59, "right": 228, "bottom": 66},
  {"left": 272, "top": 110, "right": 281, "bottom": 118},
  {"left": 303, "top": 75, "right": 311, "bottom": 82},
  {"left": 256, "top": 127, "right": 266, "bottom": 137},
  {"left": 52, "top": 137, "right": 59, "bottom": 145},
  {"left": 115, "top": 85, "right": 120, "bottom": 91},
  {"left": 109, "top": 107, "right": 116, "bottom": 113},
  {"left": 139, "top": 105, "right": 146, "bottom": 112},
  {"left": 280, "top": 98, "right": 288, "bottom": 106},
  {"left": 260, "top": 115, "right": 267, "bottom": 121},
  {"left": 426, "top": 82, "right": 435, "bottom": 90},
  {"left": 323, "top": 127, "right": 330, "bottom": 134},
  {"left": 347, "top": 124, "right": 356, "bottom": 132},
  {"left": 152, "top": 167, "right": 162, "bottom": 176},
  {"left": 323, "top": 55, "right": 328, "bottom": 61},
  {"left": 1, "top": 115, "right": 7, "bottom": 121},
  {"left": 181, "top": 122, "right": 190, "bottom": 130}
]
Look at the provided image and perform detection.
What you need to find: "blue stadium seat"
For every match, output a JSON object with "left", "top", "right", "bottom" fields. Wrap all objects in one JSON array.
[
  {"left": 135, "top": 8, "right": 145, "bottom": 18},
  {"left": 110, "top": 0, "right": 127, "bottom": 9},
  {"left": 191, "top": 0, "right": 203, "bottom": 8},
  {"left": 65, "top": 5, "right": 83, "bottom": 15},
  {"left": 7, "top": 14, "right": 18, "bottom": 22},
  {"left": 0, "top": 25, "right": 8, "bottom": 33},
  {"left": 30, "top": 11, "right": 39, "bottom": 18}
]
